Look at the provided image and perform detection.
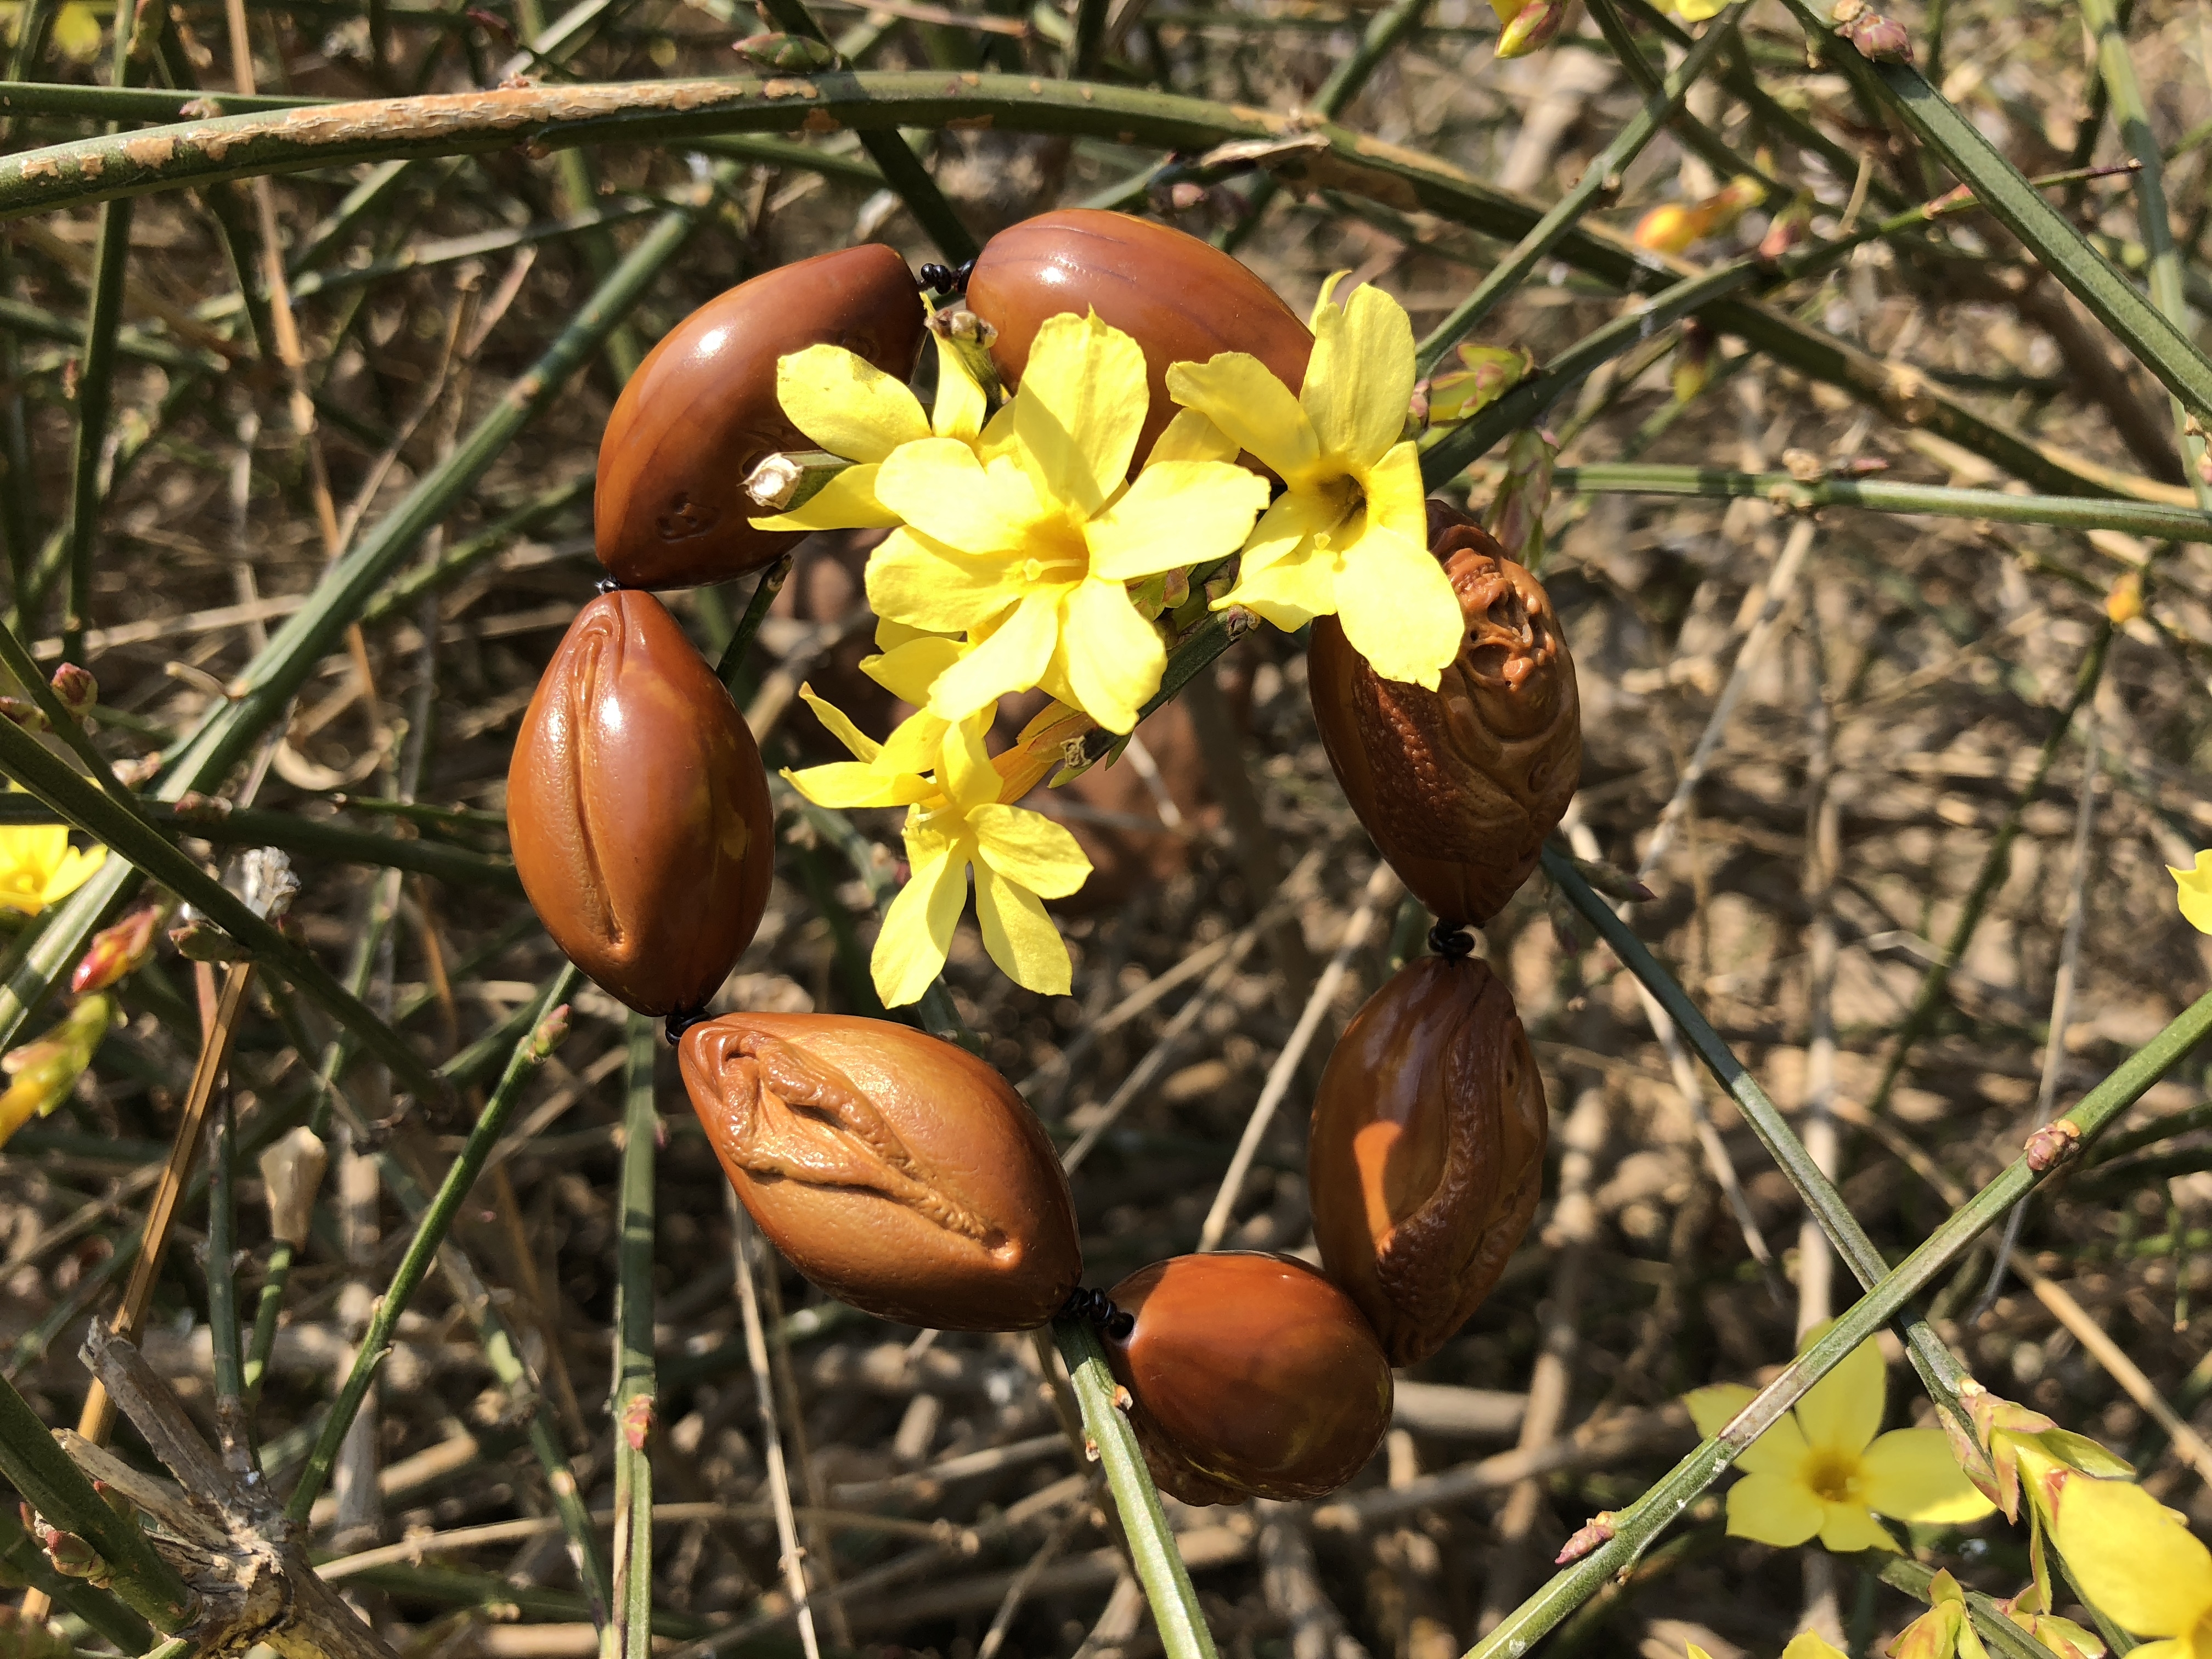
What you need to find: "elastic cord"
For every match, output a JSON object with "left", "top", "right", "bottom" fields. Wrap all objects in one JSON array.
[
  {"left": 1429, "top": 921, "right": 1476, "bottom": 960},
  {"left": 664, "top": 1007, "right": 713, "bottom": 1046},
  {"left": 1060, "top": 1285, "right": 1135, "bottom": 1340}
]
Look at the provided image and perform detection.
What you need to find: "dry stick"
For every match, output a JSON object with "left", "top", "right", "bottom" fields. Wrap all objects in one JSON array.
[
  {"left": 1183, "top": 664, "right": 1318, "bottom": 990},
  {"left": 1796, "top": 602, "right": 1844, "bottom": 1646},
  {"left": 70, "top": 962, "right": 252, "bottom": 1448},
  {"left": 978, "top": 1499, "right": 1094, "bottom": 1659},
  {"left": 725, "top": 1194, "right": 821, "bottom": 1659},
  {"left": 1476, "top": 1085, "right": 1605, "bottom": 1633},
  {"left": 1973, "top": 707, "right": 2103, "bottom": 1317},
  {"left": 1198, "top": 860, "right": 1401, "bottom": 1252},
  {"left": 753, "top": 1219, "right": 851, "bottom": 1649}
]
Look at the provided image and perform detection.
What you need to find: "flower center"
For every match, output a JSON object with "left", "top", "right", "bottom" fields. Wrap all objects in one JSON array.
[
  {"left": 1802, "top": 1449, "right": 1863, "bottom": 1506},
  {"left": 1021, "top": 517, "right": 1091, "bottom": 588},
  {"left": 1312, "top": 472, "right": 1367, "bottom": 550}
]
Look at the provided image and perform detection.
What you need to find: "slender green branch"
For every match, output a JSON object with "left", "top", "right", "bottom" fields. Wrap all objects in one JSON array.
[
  {"left": 0, "top": 714, "right": 449, "bottom": 1102},
  {"left": 1414, "top": 3, "right": 1745, "bottom": 374},
  {"left": 1052, "top": 1318, "right": 1218, "bottom": 1659},
  {"left": 715, "top": 554, "right": 795, "bottom": 692},
  {"left": 1470, "top": 977, "right": 2212, "bottom": 1657},
  {"left": 284, "top": 966, "right": 580, "bottom": 1523},
  {"left": 1551, "top": 466, "right": 2212, "bottom": 539},
  {"left": 53, "top": 197, "right": 131, "bottom": 658},
  {"left": 0, "top": 1369, "right": 199, "bottom": 1632},
  {"left": 612, "top": 1014, "right": 659, "bottom": 1659}
]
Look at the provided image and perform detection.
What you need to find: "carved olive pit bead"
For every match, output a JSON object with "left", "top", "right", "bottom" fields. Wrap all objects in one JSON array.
[
  {"left": 1308, "top": 956, "right": 1548, "bottom": 1367},
  {"left": 1308, "top": 506, "right": 1582, "bottom": 927},
  {"left": 595, "top": 244, "right": 926, "bottom": 590},
  {"left": 506, "top": 590, "right": 772, "bottom": 1018},
  {"left": 679, "top": 1014, "right": 1082, "bottom": 1333},
  {"left": 1102, "top": 1252, "right": 1392, "bottom": 1505}
]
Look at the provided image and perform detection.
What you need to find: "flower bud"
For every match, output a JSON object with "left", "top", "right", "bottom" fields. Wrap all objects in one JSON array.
[
  {"left": 0, "top": 995, "right": 114, "bottom": 1147},
  {"left": 71, "top": 905, "right": 162, "bottom": 995},
  {"left": 1308, "top": 956, "right": 1547, "bottom": 1365},
  {"left": 1421, "top": 343, "right": 1532, "bottom": 429},
  {"left": 1835, "top": 5, "right": 1911, "bottom": 60},
  {"left": 48, "top": 664, "right": 95, "bottom": 717},
  {"left": 0, "top": 698, "right": 48, "bottom": 733},
  {"left": 1098, "top": 1252, "right": 1392, "bottom": 1504},
  {"left": 1308, "top": 506, "right": 1581, "bottom": 926},
  {"left": 595, "top": 245, "right": 926, "bottom": 589},
  {"left": 1634, "top": 201, "right": 1705, "bottom": 257},
  {"left": 507, "top": 591, "right": 774, "bottom": 1017},
  {"left": 964, "top": 209, "right": 1313, "bottom": 466},
  {"left": 1496, "top": 0, "right": 1570, "bottom": 57},
  {"left": 679, "top": 1013, "right": 1081, "bottom": 1330}
]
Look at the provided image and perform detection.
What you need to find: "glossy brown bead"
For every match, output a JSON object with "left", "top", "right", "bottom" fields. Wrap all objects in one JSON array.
[
  {"left": 1309, "top": 956, "right": 1548, "bottom": 1367},
  {"left": 1308, "top": 504, "right": 1581, "bottom": 927},
  {"left": 595, "top": 244, "right": 926, "bottom": 590},
  {"left": 680, "top": 1014, "right": 1082, "bottom": 1331},
  {"left": 964, "top": 209, "right": 1313, "bottom": 466},
  {"left": 506, "top": 591, "right": 772, "bottom": 1017},
  {"left": 1101, "top": 1253, "right": 1392, "bottom": 1505}
]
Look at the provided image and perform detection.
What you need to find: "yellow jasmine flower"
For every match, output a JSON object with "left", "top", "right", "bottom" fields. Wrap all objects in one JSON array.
[
  {"left": 0, "top": 1, "right": 103, "bottom": 62},
  {"left": 0, "top": 825, "right": 106, "bottom": 916},
  {"left": 1166, "top": 275, "right": 1463, "bottom": 690},
  {"left": 2171, "top": 850, "right": 2212, "bottom": 933},
  {"left": 785, "top": 692, "right": 1092, "bottom": 1004},
  {"left": 751, "top": 328, "right": 990, "bottom": 533},
  {"left": 1684, "top": 1336, "right": 1995, "bottom": 1554},
  {"left": 1669, "top": 0, "right": 1728, "bottom": 19},
  {"left": 1782, "top": 1638, "right": 1849, "bottom": 1659},
  {"left": 2047, "top": 1472, "right": 2212, "bottom": 1659},
  {"left": 865, "top": 310, "right": 1270, "bottom": 734}
]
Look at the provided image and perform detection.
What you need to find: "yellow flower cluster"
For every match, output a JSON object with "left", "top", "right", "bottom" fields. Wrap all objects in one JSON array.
[{"left": 760, "top": 280, "right": 1462, "bottom": 1006}]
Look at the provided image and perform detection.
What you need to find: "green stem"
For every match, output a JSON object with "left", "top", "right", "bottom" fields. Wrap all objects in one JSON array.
[
  {"left": 1877, "top": 1558, "right": 2050, "bottom": 1659},
  {"left": 1861, "top": 625, "right": 2114, "bottom": 1121},
  {"left": 0, "top": 1370, "right": 199, "bottom": 1631},
  {"left": 52, "top": 195, "right": 131, "bottom": 656},
  {"left": 612, "top": 1014, "right": 658, "bottom": 1659},
  {"left": 1469, "top": 978, "right": 2212, "bottom": 1657},
  {"left": 1052, "top": 1318, "right": 1218, "bottom": 1659},
  {"left": 241, "top": 1237, "right": 294, "bottom": 1410},
  {"left": 283, "top": 965, "right": 580, "bottom": 1523},
  {"left": 1550, "top": 465, "right": 2212, "bottom": 538},
  {"left": 714, "top": 553, "right": 794, "bottom": 693}
]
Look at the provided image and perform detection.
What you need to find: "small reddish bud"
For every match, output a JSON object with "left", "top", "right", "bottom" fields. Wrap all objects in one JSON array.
[
  {"left": 2024, "top": 1119, "right": 2083, "bottom": 1173},
  {"left": 1555, "top": 1511, "right": 1617, "bottom": 1564},
  {"left": 71, "top": 905, "right": 162, "bottom": 995},
  {"left": 47, "top": 664, "right": 95, "bottom": 717}
]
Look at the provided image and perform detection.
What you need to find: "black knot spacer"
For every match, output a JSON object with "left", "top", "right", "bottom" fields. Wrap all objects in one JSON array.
[
  {"left": 917, "top": 259, "right": 975, "bottom": 297},
  {"left": 664, "top": 1007, "right": 713, "bottom": 1047},
  {"left": 594, "top": 577, "right": 626, "bottom": 595},
  {"left": 1061, "top": 1285, "right": 1135, "bottom": 1340},
  {"left": 1430, "top": 922, "right": 1476, "bottom": 960}
]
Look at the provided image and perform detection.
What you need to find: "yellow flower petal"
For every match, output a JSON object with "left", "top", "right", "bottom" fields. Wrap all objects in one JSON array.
[
  {"left": 38, "top": 844, "right": 104, "bottom": 906},
  {"left": 873, "top": 834, "right": 970, "bottom": 1008},
  {"left": 876, "top": 707, "right": 951, "bottom": 777},
  {"left": 782, "top": 761, "right": 930, "bottom": 810},
  {"left": 1148, "top": 408, "right": 1239, "bottom": 466},
  {"left": 2049, "top": 1472, "right": 2212, "bottom": 1639},
  {"left": 750, "top": 462, "right": 899, "bottom": 533},
  {"left": 1726, "top": 1470, "right": 1825, "bottom": 1547},
  {"left": 970, "top": 804, "right": 1091, "bottom": 899},
  {"left": 926, "top": 590, "right": 1063, "bottom": 722},
  {"left": 1167, "top": 352, "right": 1321, "bottom": 483},
  {"left": 1333, "top": 526, "right": 1463, "bottom": 690},
  {"left": 1243, "top": 487, "right": 1340, "bottom": 567},
  {"left": 1011, "top": 310, "right": 1148, "bottom": 518},
  {"left": 1796, "top": 1337, "right": 1886, "bottom": 1455},
  {"left": 973, "top": 864, "right": 1072, "bottom": 995},
  {"left": 932, "top": 334, "right": 986, "bottom": 444},
  {"left": 876, "top": 440, "right": 1041, "bottom": 553},
  {"left": 1058, "top": 577, "right": 1166, "bottom": 734},
  {"left": 1684, "top": 1384, "right": 1757, "bottom": 1442},
  {"left": 1359, "top": 439, "right": 1431, "bottom": 546},
  {"left": 1813, "top": 1503, "right": 1899, "bottom": 1554},
  {"left": 1219, "top": 541, "right": 1341, "bottom": 633},
  {"left": 798, "top": 686, "right": 880, "bottom": 762},
  {"left": 937, "top": 712, "right": 1001, "bottom": 814},
  {"left": 1086, "top": 460, "right": 1270, "bottom": 583},
  {"left": 2171, "top": 851, "right": 2212, "bottom": 935},
  {"left": 866, "top": 529, "right": 1026, "bottom": 634},
  {"left": 1669, "top": 0, "right": 1728, "bottom": 19},
  {"left": 1780, "top": 1635, "right": 1849, "bottom": 1659},
  {"left": 1859, "top": 1428, "right": 1999, "bottom": 1525},
  {"left": 1304, "top": 278, "right": 1417, "bottom": 469},
  {"left": 1735, "top": 1410, "right": 1813, "bottom": 1481},
  {"left": 50, "top": 2, "right": 101, "bottom": 61},
  {"left": 776, "top": 343, "right": 929, "bottom": 462},
  {"left": 864, "top": 635, "right": 967, "bottom": 707}
]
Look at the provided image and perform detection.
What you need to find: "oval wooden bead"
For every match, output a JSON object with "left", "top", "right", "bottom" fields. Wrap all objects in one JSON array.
[
  {"left": 595, "top": 244, "right": 926, "bottom": 589},
  {"left": 1308, "top": 956, "right": 1548, "bottom": 1367},
  {"left": 1102, "top": 1252, "right": 1392, "bottom": 1504},
  {"left": 964, "top": 208, "right": 1312, "bottom": 465},
  {"left": 506, "top": 591, "right": 772, "bottom": 1016},
  {"left": 1308, "top": 505, "right": 1582, "bottom": 927},
  {"left": 680, "top": 1014, "right": 1082, "bottom": 1331}
]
